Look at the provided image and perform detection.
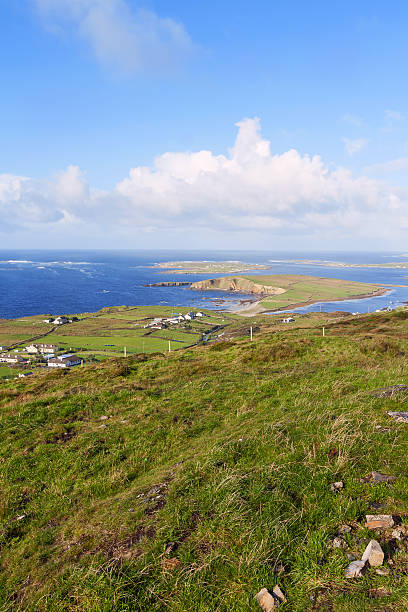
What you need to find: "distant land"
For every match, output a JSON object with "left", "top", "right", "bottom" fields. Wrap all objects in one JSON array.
[
  {"left": 190, "top": 274, "right": 386, "bottom": 314},
  {"left": 151, "top": 260, "right": 271, "bottom": 274},
  {"left": 276, "top": 259, "right": 408, "bottom": 269}
]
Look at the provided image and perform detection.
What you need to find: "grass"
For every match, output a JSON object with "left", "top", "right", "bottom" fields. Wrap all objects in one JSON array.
[
  {"left": 1, "top": 309, "right": 408, "bottom": 609},
  {"left": 0, "top": 307, "right": 235, "bottom": 358}
]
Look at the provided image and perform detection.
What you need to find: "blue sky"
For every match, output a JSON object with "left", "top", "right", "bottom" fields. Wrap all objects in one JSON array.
[{"left": 2, "top": 1, "right": 408, "bottom": 249}]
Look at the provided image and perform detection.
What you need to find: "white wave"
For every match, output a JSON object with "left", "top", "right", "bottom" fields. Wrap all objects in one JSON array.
[{"left": 0, "top": 260, "right": 33, "bottom": 264}]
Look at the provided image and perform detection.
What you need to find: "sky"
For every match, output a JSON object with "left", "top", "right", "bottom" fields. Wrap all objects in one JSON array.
[{"left": 2, "top": 0, "right": 408, "bottom": 250}]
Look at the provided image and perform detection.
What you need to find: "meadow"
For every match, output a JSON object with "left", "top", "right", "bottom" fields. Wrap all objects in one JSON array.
[{"left": 1, "top": 308, "right": 408, "bottom": 609}]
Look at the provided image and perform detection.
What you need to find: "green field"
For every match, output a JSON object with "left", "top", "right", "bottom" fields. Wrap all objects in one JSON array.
[
  {"left": 0, "top": 306, "right": 237, "bottom": 360},
  {"left": 2, "top": 309, "right": 408, "bottom": 609},
  {"left": 240, "top": 274, "right": 382, "bottom": 311}
]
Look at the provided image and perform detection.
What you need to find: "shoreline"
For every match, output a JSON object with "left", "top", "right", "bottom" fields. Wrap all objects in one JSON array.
[{"left": 232, "top": 287, "right": 389, "bottom": 317}]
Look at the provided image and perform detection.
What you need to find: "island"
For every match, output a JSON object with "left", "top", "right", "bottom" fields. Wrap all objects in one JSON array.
[
  {"left": 150, "top": 260, "right": 272, "bottom": 274},
  {"left": 190, "top": 274, "right": 386, "bottom": 314},
  {"left": 274, "top": 259, "right": 408, "bottom": 269}
]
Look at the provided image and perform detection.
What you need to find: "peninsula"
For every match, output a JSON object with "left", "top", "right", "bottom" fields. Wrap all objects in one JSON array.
[
  {"left": 190, "top": 274, "right": 386, "bottom": 314},
  {"left": 150, "top": 260, "right": 271, "bottom": 274}
]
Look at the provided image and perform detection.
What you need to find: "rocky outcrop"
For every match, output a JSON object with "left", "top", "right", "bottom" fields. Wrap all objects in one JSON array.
[
  {"left": 190, "top": 276, "right": 286, "bottom": 296},
  {"left": 144, "top": 282, "right": 191, "bottom": 287}
]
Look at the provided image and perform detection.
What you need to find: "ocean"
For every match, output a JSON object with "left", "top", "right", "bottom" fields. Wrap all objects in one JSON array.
[{"left": 1, "top": 249, "right": 408, "bottom": 319}]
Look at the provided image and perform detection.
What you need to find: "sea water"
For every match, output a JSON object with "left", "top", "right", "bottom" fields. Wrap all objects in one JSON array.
[{"left": 0, "top": 249, "right": 407, "bottom": 319}]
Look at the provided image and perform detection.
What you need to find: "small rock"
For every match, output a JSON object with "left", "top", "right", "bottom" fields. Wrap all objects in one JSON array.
[
  {"left": 363, "top": 472, "right": 397, "bottom": 484},
  {"left": 331, "top": 537, "right": 347, "bottom": 549},
  {"left": 391, "top": 528, "right": 403, "bottom": 540},
  {"left": 372, "top": 384, "right": 408, "bottom": 398},
  {"left": 256, "top": 588, "right": 276, "bottom": 611},
  {"left": 161, "top": 557, "right": 181, "bottom": 572},
  {"left": 345, "top": 560, "right": 365, "bottom": 578},
  {"left": 272, "top": 586, "right": 286, "bottom": 604},
  {"left": 375, "top": 568, "right": 390, "bottom": 576},
  {"left": 387, "top": 411, "right": 408, "bottom": 423},
  {"left": 100, "top": 415, "right": 109, "bottom": 420},
  {"left": 330, "top": 481, "right": 344, "bottom": 492},
  {"left": 338, "top": 524, "right": 352, "bottom": 535},
  {"left": 120, "top": 419, "right": 128, "bottom": 424},
  {"left": 362, "top": 539, "right": 384, "bottom": 567},
  {"left": 98, "top": 424, "right": 106, "bottom": 429},
  {"left": 256, "top": 586, "right": 285, "bottom": 611},
  {"left": 16, "top": 514, "right": 26, "bottom": 521},
  {"left": 365, "top": 515, "right": 394, "bottom": 529},
  {"left": 369, "top": 501, "right": 386, "bottom": 510}
]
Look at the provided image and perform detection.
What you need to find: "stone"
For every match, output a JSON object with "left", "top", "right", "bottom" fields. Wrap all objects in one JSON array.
[
  {"left": 256, "top": 587, "right": 285, "bottom": 611},
  {"left": 330, "top": 481, "right": 344, "bottom": 492},
  {"left": 256, "top": 588, "right": 276, "bottom": 611},
  {"left": 344, "top": 560, "right": 365, "bottom": 578},
  {"left": 362, "top": 540, "right": 384, "bottom": 567},
  {"left": 272, "top": 586, "right": 285, "bottom": 604},
  {"left": 338, "top": 524, "right": 352, "bottom": 535},
  {"left": 392, "top": 528, "right": 403, "bottom": 540},
  {"left": 375, "top": 568, "right": 390, "bottom": 576},
  {"left": 100, "top": 415, "right": 109, "bottom": 420},
  {"left": 331, "top": 537, "right": 347, "bottom": 549},
  {"left": 387, "top": 411, "right": 408, "bottom": 423},
  {"left": 363, "top": 471, "right": 397, "bottom": 483},
  {"left": 365, "top": 515, "right": 394, "bottom": 529}
]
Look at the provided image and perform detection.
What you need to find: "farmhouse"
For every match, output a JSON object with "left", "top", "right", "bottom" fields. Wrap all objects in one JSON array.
[
  {"left": 48, "top": 354, "right": 81, "bottom": 368},
  {"left": 25, "top": 343, "right": 58, "bottom": 354},
  {"left": 0, "top": 353, "right": 26, "bottom": 364},
  {"left": 282, "top": 317, "right": 295, "bottom": 323},
  {"left": 54, "top": 316, "right": 70, "bottom": 325}
]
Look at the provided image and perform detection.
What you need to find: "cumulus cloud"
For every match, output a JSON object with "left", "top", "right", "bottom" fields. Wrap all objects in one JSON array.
[
  {"left": 342, "top": 137, "right": 369, "bottom": 156},
  {"left": 33, "top": 0, "right": 193, "bottom": 74},
  {"left": 1, "top": 117, "right": 408, "bottom": 242}
]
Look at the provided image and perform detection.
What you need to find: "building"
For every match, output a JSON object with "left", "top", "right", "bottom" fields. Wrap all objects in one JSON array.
[
  {"left": 54, "top": 316, "right": 70, "bottom": 325},
  {"left": 18, "top": 372, "right": 33, "bottom": 378},
  {"left": 282, "top": 317, "right": 295, "bottom": 323},
  {"left": 0, "top": 353, "right": 26, "bottom": 364},
  {"left": 25, "top": 343, "right": 58, "bottom": 354},
  {"left": 42, "top": 318, "right": 54, "bottom": 323},
  {"left": 48, "top": 354, "right": 81, "bottom": 368}
]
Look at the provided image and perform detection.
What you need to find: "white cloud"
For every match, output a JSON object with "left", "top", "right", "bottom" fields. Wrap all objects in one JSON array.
[
  {"left": 342, "top": 137, "right": 369, "bottom": 157},
  {"left": 2, "top": 117, "right": 408, "bottom": 243},
  {"left": 385, "top": 109, "right": 404, "bottom": 122},
  {"left": 33, "top": 0, "right": 193, "bottom": 74}
]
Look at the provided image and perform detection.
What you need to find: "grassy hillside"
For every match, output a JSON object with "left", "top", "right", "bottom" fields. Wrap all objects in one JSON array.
[{"left": 1, "top": 310, "right": 408, "bottom": 610}]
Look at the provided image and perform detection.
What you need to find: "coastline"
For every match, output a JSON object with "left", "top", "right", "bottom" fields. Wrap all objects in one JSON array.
[{"left": 232, "top": 287, "right": 389, "bottom": 317}]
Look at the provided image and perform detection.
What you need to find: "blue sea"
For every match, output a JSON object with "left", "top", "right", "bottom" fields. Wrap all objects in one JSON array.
[{"left": 1, "top": 250, "right": 408, "bottom": 319}]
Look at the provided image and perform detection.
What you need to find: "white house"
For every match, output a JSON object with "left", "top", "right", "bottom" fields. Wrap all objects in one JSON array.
[
  {"left": 48, "top": 354, "right": 81, "bottom": 368},
  {"left": 196, "top": 312, "right": 204, "bottom": 317},
  {"left": 54, "top": 316, "right": 70, "bottom": 325},
  {"left": 25, "top": 343, "right": 58, "bottom": 354},
  {"left": 282, "top": 317, "right": 295, "bottom": 323},
  {"left": 0, "top": 353, "right": 26, "bottom": 364}
]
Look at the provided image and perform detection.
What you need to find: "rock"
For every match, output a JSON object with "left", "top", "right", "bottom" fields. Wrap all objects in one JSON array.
[
  {"left": 363, "top": 471, "right": 397, "bottom": 483},
  {"left": 387, "top": 411, "right": 408, "bottom": 423},
  {"left": 256, "top": 588, "right": 276, "bottom": 611},
  {"left": 365, "top": 515, "right": 394, "bottom": 529},
  {"left": 362, "top": 540, "right": 384, "bottom": 567},
  {"left": 330, "top": 481, "right": 344, "bottom": 492},
  {"left": 161, "top": 557, "right": 181, "bottom": 572},
  {"left": 99, "top": 415, "right": 109, "bottom": 420},
  {"left": 331, "top": 537, "right": 347, "bottom": 549},
  {"left": 391, "top": 528, "right": 404, "bottom": 540},
  {"left": 345, "top": 560, "right": 365, "bottom": 577},
  {"left": 338, "top": 524, "right": 352, "bottom": 535},
  {"left": 372, "top": 385, "right": 408, "bottom": 398},
  {"left": 272, "top": 586, "right": 286, "bottom": 604},
  {"left": 256, "top": 586, "right": 285, "bottom": 611},
  {"left": 16, "top": 514, "right": 26, "bottom": 521},
  {"left": 375, "top": 568, "right": 390, "bottom": 576}
]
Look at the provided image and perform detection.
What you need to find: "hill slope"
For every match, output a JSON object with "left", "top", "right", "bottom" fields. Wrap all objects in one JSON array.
[{"left": 1, "top": 310, "right": 408, "bottom": 610}]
